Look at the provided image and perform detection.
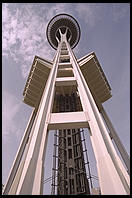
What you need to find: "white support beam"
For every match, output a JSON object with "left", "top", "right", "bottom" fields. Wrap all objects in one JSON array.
[
  {"left": 13, "top": 42, "right": 62, "bottom": 195},
  {"left": 2, "top": 109, "right": 37, "bottom": 195},
  {"left": 100, "top": 106, "right": 130, "bottom": 175},
  {"left": 48, "top": 112, "right": 88, "bottom": 130},
  {"left": 66, "top": 40, "right": 130, "bottom": 195},
  {"left": 58, "top": 62, "right": 72, "bottom": 69},
  {"left": 55, "top": 77, "right": 76, "bottom": 86}
]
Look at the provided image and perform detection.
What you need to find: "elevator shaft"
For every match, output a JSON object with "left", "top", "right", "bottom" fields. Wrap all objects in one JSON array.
[{"left": 54, "top": 93, "right": 90, "bottom": 195}]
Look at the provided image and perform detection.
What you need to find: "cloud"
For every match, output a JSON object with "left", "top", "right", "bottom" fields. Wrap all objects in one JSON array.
[
  {"left": 2, "top": 3, "right": 75, "bottom": 79},
  {"left": 75, "top": 3, "right": 103, "bottom": 27},
  {"left": 2, "top": 4, "right": 51, "bottom": 78},
  {"left": 2, "top": 91, "right": 22, "bottom": 141},
  {"left": 112, "top": 3, "right": 130, "bottom": 22},
  {"left": 4, "top": 3, "right": 123, "bottom": 78},
  {"left": 4, "top": 3, "right": 99, "bottom": 79}
]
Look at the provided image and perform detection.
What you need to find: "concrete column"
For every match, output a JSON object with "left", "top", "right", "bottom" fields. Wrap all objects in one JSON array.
[
  {"left": 100, "top": 105, "right": 130, "bottom": 175},
  {"left": 66, "top": 40, "right": 130, "bottom": 195},
  {"left": 3, "top": 109, "right": 37, "bottom": 195},
  {"left": 12, "top": 42, "right": 62, "bottom": 195}
]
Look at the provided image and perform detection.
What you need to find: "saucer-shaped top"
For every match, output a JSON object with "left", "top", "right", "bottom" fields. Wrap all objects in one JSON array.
[{"left": 46, "top": 14, "right": 81, "bottom": 50}]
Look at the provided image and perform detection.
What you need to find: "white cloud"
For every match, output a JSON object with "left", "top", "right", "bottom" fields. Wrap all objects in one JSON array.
[
  {"left": 112, "top": 3, "right": 130, "bottom": 22},
  {"left": 2, "top": 3, "right": 109, "bottom": 79},
  {"left": 2, "top": 3, "right": 75, "bottom": 79},
  {"left": 2, "top": 91, "right": 22, "bottom": 141},
  {"left": 75, "top": 3, "right": 103, "bottom": 27},
  {"left": 2, "top": 4, "right": 52, "bottom": 78}
]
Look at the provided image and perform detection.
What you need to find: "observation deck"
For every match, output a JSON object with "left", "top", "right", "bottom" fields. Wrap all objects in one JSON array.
[
  {"left": 23, "top": 14, "right": 111, "bottom": 111},
  {"left": 23, "top": 52, "right": 112, "bottom": 110},
  {"left": 46, "top": 14, "right": 81, "bottom": 49}
]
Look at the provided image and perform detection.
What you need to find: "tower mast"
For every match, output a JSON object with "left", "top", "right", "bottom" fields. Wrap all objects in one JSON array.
[{"left": 3, "top": 14, "right": 130, "bottom": 195}]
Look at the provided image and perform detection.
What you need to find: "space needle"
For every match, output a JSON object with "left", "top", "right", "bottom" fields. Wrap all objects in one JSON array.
[{"left": 3, "top": 14, "right": 130, "bottom": 195}]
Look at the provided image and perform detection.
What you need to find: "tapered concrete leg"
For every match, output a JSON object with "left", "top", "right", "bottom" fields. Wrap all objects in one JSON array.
[
  {"left": 100, "top": 106, "right": 130, "bottom": 175},
  {"left": 90, "top": 129, "right": 128, "bottom": 195},
  {"left": 66, "top": 40, "right": 130, "bottom": 195},
  {"left": 15, "top": 45, "right": 61, "bottom": 195},
  {"left": 3, "top": 109, "right": 37, "bottom": 195},
  {"left": 3, "top": 43, "right": 61, "bottom": 195}
]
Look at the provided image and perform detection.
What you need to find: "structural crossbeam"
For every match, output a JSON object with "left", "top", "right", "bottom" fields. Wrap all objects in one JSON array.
[
  {"left": 55, "top": 77, "right": 76, "bottom": 86},
  {"left": 48, "top": 112, "right": 88, "bottom": 130}
]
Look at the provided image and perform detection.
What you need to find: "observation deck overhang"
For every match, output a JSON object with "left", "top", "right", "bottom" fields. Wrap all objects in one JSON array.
[
  {"left": 23, "top": 52, "right": 112, "bottom": 110},
  {"left": 78, "top": 51, "right": 112, "bottom": 110},
  {"left": 23, "top": 56, "right": 52, "bottom": 107}
]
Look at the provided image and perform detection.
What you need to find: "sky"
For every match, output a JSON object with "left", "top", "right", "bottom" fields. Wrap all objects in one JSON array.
[{"left": 2, "top": 3, "right": 130, "bottom": 195}]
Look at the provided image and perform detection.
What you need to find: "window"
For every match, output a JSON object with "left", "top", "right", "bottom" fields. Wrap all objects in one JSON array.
[
  {"left": 76, "top": 174, "right": 81, "bottom": 192},
  {"left": 63, "top": 129, "right": 66, "bottom": 137},
  {"left": 69, "top": 179, "right": 74, "bottom": 194},
  {"left": 72, "top": 129, "right": 76, "bottom": 134},
  {"left": 66, "top": 104, "right": 69, "bottom": 110},
  {"left": 61, "top": 50, "right": 68, "bottom": 55},
  {"left": 77, "top": 145, "right": 81, "bottom": 156},
  {"left": 68, "top": 137, "right": 71, "bottom": 146},
  {"left": 69, "top": 167, "right": 74, "bottom": 175},
  {"left": 64, "top": 150, "right": 67, "bottom": 162},
  {"left": 72, "top": 134, "right": 77, "bottom": 144},
  {"left": 60, "top": 58, "right": 70, "bottom": 63},
  {"left": 66, "top": 97, "right": 69, "bottom": 103},
  {"left": 59, "top": 130, "right": 62, "bottom": 136},
  {"left": 64, "top": 138, "right": 66, "bottom": 149},
  {"left": 68, "top": 149, "right": 72, "bottom": 159},
  {"left": 75, "top": 159, "right": 79, "bottom": 172},
  {"left": 64, "top": 166, "right": 67, "bottom": 179},
  {"left": 80, "top": 173, "right": 85, "bottom": 186},
  {"left": 59, "top": 138, "right": 62, "bottom": 146},
  {"left": 67, "top": 129, "right": 71, "bottom": 135},
  {"left": 79, "top": 158, "right": 83, "bottom": 169},
  {"left": 76, "top": 134, "right": 80, "bottom": 144},
  {"left": 73, "top": 145, "right": 78, "bottom": 157},
  {"left": 64, "top": 180, "right": 68, "bottom": 194}
]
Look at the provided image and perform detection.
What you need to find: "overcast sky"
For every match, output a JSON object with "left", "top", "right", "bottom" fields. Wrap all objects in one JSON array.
[{"left": 2, "top": 3, "right": 130, "bottom": 195}]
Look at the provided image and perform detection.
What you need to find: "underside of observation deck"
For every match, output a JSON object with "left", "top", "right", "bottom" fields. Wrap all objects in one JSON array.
[{"left": 23, "top": 52, "right": 112, "bottom": 111}]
